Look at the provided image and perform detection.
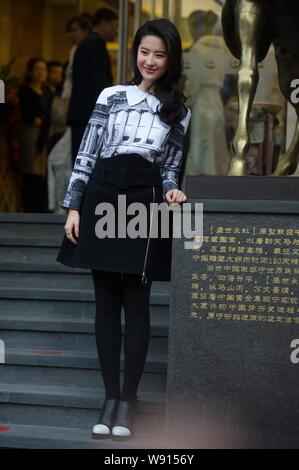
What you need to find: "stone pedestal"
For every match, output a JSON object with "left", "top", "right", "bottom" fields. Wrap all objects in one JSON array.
[{"left": 166, "top": 176, "right": 299, "bottom": 449}]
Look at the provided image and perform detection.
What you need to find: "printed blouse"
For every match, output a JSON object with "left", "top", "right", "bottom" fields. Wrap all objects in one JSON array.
[{"left": 61, "top": 84, "right": 191, "bottom": 210}]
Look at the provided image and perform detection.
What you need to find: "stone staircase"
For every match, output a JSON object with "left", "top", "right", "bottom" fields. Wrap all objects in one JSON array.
[{"left": 0, "top": 213, "right": 171, "bottom": 449}]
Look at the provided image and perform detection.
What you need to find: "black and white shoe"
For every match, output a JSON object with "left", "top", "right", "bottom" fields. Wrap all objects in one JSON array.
[
  {"left": 112, "top": 400, "right": 137, "bottom": 441},
  {"left": 92, "top": 398, "right": 118, "bottom": 439}
]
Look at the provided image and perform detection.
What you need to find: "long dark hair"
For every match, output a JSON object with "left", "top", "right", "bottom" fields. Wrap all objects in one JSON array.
[{"left": 127, "top": 18, "right": 188, "bottom": 127}]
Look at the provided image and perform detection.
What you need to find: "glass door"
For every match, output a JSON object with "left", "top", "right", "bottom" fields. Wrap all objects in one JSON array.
[{"left": 137, "top": 0, "right": 286, "bottom": 181}]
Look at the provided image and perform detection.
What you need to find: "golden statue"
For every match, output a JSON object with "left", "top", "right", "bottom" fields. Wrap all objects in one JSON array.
[{"left": 222, "top": 0, "right": 299, "bottom": 176}]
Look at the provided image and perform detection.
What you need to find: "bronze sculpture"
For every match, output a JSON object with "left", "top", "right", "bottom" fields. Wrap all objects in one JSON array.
[{"left": 222, "top": 0, "right": 299, "bottom": 176}]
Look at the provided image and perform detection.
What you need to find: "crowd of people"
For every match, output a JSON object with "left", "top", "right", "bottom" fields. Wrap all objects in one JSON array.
[{"left": 16, "top": 8, "right": 118, "bottom": 213}]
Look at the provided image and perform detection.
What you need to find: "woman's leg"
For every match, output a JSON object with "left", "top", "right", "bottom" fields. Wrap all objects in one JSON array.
[
  {"left": 91, "top": 269, "right": 123, "bottom": 399},
  {"left": 120, "top": 273, "right": 152, "bottom": 402}
]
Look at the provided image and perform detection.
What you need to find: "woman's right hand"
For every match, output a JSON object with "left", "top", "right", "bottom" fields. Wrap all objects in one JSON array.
[{"left": 64, "top": 209, "right": 80, "bottom": 245}]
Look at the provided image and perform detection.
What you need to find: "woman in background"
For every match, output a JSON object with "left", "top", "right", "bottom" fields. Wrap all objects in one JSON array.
[{"left": 18, "top": 58, "right": 52, "bottom": 212}]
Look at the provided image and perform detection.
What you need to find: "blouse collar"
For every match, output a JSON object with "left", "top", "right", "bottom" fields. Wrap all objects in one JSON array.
[{"left": 126, "top": 85, "right": 161, "bottom": 112}]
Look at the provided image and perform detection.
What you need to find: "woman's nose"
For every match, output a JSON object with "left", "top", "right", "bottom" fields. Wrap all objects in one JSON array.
[{"left": 145, "top": 56, "right": 155, "bottom": 66}]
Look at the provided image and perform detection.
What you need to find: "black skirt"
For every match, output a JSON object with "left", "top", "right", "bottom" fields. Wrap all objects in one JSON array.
[{"left": 56, "top": 153, "right": 173, "bottom": 282}]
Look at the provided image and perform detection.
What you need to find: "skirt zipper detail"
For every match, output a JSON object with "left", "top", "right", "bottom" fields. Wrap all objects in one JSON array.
[{"left": 141, "top": 185, "right": 156, "bottom": 285}]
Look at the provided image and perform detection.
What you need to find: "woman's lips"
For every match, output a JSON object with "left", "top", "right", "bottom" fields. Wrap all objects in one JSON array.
[{"left": 143, "top": 67, "right": 157, "bottom": 73}]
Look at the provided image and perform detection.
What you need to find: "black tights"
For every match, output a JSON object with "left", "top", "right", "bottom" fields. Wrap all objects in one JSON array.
[{"left": 91, "top": 270, "right": 152, "bottom": 402}]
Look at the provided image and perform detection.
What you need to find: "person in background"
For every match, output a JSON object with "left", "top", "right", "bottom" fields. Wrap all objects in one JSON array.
[
  {"left": 62, "top": 13, "right": 92, "bottom": 106},
  {"left": 67, "top": 8, "right": 118, "bottom": 166},
  {"left": 47, "top": 14, "right": 92, "bottom": 214},
  {"left": 48, "top": 64, "right": 67, "bottom": 154},
  {"left": 18, "top": 58, "right": 52, "bottom": 212},
  {"left": 46, "top": 61, "right": 64, "bottom": 97}
]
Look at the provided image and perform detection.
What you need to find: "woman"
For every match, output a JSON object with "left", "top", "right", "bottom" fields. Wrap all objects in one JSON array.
[
  {"left": 18, "top": 58, "right": 52, "bottom": 212},
  {"left": 56, "top": 18, "right": 191, "bottom": 441}
]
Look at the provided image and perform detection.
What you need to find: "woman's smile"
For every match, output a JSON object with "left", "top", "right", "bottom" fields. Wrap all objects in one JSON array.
[{"left": 143, "top": 66, "right": 157, "bottom": 74}]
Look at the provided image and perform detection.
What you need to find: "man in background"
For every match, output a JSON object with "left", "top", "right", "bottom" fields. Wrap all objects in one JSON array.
[{"left": 67, "top": 8, "right": 118, "bottom": 166}]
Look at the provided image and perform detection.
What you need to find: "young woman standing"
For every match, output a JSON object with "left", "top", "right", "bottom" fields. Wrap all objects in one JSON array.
[{"left": 57, "top": 18, "right": 191, "bottom": 441}]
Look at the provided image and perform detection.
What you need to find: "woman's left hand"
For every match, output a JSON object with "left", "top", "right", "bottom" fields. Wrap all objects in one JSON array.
[{"left": 165, "top": 189, "right": 187, "bottom": 205}]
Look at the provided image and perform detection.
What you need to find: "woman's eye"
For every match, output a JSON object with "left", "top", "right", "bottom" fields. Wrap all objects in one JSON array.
[{"left": 140, "top": 51, "right": 165, "bottom": 58}]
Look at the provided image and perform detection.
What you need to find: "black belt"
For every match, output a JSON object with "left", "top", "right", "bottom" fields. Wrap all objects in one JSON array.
[{"left": 90, "top": 164, "right": 162, "bottom": 188}]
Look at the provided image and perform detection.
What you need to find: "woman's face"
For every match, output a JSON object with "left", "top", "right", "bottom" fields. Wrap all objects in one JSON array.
[
  {"left": 137, "top": 35, "right": 168, "bottom": 85},
  {"left": 30, "top": 61, "right": 47, "bottom": 84}
]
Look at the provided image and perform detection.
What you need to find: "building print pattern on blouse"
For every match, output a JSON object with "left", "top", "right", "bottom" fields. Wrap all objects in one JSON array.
[{"left": 61, "top": 85, "right": 191, "bottom": 211}]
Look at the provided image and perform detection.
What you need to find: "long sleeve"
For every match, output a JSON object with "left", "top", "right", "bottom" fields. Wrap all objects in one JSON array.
[
  {"left": 61, "top": 88, "right": 110, "bottom": 211},
  {"left": 160, "top": 107, "right": 191, "bottom": 200}
]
